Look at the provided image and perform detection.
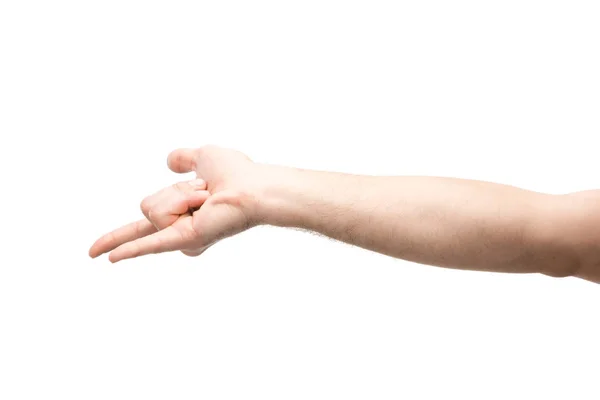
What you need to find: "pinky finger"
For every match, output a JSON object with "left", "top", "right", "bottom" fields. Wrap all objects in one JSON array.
[{"left": 108, "top": 225, "right": 193, "bottom": 263}]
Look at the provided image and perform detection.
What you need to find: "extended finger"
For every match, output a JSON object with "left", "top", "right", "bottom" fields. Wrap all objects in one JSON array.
[
  {"left": 108, "top": 224, "right": 193, "bottom": 263},
  {"left": 89, "top": 219, "right": 156, "bottom": 258}
]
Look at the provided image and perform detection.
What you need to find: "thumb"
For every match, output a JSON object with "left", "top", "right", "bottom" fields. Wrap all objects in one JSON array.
[{"left": 167, "top": 148, "right": 197, "bottom": 173}]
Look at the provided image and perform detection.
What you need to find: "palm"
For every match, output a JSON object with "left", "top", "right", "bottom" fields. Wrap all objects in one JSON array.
[{"left": 184, "top": 191, "right": 251, "bottom": 254}]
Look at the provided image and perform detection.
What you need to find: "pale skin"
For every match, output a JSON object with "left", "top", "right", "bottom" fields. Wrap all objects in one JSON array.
[{"left": 89, "top": 145, "right": 600, "bottom": 284}]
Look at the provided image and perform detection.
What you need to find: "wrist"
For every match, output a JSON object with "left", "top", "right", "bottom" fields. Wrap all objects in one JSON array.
[
  {"left": 250, "top": 164, "right": 297, "bottom": 228},
  {"left": 530, "top": 194, "right": 584, "bottom": 279}
]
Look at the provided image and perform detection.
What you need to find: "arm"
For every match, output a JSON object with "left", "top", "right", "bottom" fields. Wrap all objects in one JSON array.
[
  {"left": 90, "top": 146, "right": 599, "bottom": 283},
  {"left": 255, "top": 165, "right": 597, "bottom": 281}
]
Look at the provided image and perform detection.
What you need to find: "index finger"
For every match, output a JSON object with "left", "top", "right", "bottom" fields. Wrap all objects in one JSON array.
[
  {"left": 89, "top": 219, "right": 156, "bottom": 258},
  {"left": 108, "top": 224, "right": 194, "bottom": 263}
]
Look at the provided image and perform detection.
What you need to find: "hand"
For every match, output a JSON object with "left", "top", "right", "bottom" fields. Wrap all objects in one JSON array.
[{"left": 89, "top": 145, "right": 267, "bottom": 263}]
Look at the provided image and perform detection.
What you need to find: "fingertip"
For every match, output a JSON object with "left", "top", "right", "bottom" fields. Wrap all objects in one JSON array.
[
  {"left": 188, "top": 178, "right": 206, "bottom": 189},
  {"left": 167, "top": 148, "right": 197, "bottom": 173},
  {"left": 108, "top": 247, "right": 124, "bottom": 263},
  {"left": 88, "top": 235, "right": 111, "bottom": 258},
  {"left": 88, "top": 242, "right": 101, "bottom": 258},
  {"left": 108, "top": 252, "right": 119, "bottom": 263}
]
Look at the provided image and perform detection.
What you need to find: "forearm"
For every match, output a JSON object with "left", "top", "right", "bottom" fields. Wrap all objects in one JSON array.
[{"left": 255, "top": 165, "right": 585, "bottom": 277}]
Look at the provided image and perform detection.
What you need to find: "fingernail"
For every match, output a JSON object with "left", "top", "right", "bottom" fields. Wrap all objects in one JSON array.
[{"left": 189, "top": 179, "right": 205, "bottom": 188}]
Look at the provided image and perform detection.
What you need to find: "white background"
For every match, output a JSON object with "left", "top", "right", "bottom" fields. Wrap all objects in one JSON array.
[{"left": 1, "top": 1, "right": 599, "bottom": 399}]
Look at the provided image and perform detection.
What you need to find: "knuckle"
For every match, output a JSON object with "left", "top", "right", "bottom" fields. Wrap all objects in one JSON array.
[
  {"left": 133, "top": 220, "right": 144, "bottom": 237},
  {"left": 105, "top": 231, "right": 116, "bottom": 245},
  {"left": 131, "top": 241, "right": 142, "bottom": 257},
  {"left": 147, "top": 207, "right": 158, "bottom": 222},
  {"left": 140, "top": 197, "right": 151, "bottom": 214}
]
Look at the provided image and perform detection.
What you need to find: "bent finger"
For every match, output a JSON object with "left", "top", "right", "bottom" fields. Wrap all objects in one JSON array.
[
  {"left": 141, "top": 179, "right": 206, "bottom": 221},
  {"left": 154, "top": 189, "right": 210, "bottom": 216},
  {"left": 146, "top": 189, "right": 210, "bottom": 230}
]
